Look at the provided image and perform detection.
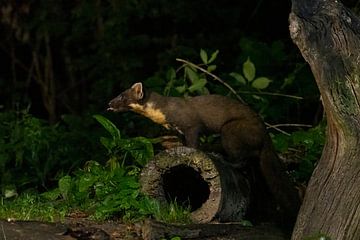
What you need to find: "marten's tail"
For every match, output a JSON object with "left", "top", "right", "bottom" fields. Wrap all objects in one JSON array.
[{"left": 259, "top": 135, "right": 301, "bottom": 226}]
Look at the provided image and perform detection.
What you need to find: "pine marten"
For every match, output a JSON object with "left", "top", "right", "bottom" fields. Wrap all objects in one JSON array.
[{"left": 108, "top": 82, "right": 300, "bottom": 225}]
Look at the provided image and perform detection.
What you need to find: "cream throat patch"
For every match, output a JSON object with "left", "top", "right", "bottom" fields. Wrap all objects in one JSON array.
[{"left": 129, "top": 102, "right": 170, "bottom": 129}]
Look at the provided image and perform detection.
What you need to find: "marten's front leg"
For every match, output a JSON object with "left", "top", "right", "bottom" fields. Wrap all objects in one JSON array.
[{"left": 184, "top": 127, "right": 201, "bottom": 148}]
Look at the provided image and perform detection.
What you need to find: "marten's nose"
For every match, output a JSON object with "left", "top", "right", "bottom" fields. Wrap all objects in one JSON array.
[{"left": 107, "top": 100, "right": 115, "bottom": 111}]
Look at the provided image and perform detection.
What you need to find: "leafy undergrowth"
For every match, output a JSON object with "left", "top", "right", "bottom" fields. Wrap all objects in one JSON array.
[
  {"left": 1, "top": 161, "right": 191, "bottom": 224},
  {"left": 0, "top": 114, "right": 324, "bottom": 225},
  {"left": 0, "top": 115, "right": 191, "bottom": 225},
  {"left": 272, "top": 123, "right": 326, "bottom": 184}
]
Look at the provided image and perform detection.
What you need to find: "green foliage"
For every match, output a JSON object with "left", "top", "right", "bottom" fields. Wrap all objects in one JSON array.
[
  {"left": 0, "top": 111, "right": 103, "bottom": 193},
  {"left": 230, "top": 58, "right": 272, "bottom": 90},
  {"left": 38, "top": 116, "right": 190, "bottom": 222},
  {"left": 0, "top": 193, "right": 67, "bottom": 222},
  {"left": 93, "top": 115, "right": 154, "bottom": 168},
  {"left": 50, "top": 161, "right": 191, "bottom": 222},
  {"left": 0, "top": 112, "right": 191, "bottom": 223},
  {"left": 272, "top": 123, "right": 326, "bottom": 183},
  {"left": 170, "top": 49, "right": 220, "bottom": 96},
  {"left": 42, "top": 161, "right": 147, "bottom": 220}
]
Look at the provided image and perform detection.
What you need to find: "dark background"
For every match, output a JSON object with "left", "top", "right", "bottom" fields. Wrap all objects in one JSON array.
[
  {"left": 0, "top": 0, "right": 356, "bottom": 123},
  {"left": 0, "top": 0, "right": 358, "bottom": 191}
]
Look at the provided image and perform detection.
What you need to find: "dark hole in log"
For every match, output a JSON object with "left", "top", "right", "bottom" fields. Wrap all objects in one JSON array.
[{"left": 162, "top": 165, "right": 210, "bottom": 211}]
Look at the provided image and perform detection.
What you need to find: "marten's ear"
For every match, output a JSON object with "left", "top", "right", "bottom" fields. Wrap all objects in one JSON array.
[{"left": 131, "top": 82, "right": 144, "bottom": 100}]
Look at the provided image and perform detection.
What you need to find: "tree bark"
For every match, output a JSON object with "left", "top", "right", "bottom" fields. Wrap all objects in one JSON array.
[{"left": 289, "top": 0, "right": 360, "bottom": 239}]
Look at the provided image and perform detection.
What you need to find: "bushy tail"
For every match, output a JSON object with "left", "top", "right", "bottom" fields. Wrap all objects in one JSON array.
[{"left": 259, "top": 135, "right": 301, "bottom": 227}]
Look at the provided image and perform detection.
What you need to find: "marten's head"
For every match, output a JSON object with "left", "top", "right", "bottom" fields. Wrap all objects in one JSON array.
[{"left": 107, "top": 82, "right": 144, "bottom": 112}]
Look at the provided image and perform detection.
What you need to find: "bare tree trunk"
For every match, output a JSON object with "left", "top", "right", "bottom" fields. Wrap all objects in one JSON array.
[
  {"left": 289, "top": 0, "right": 360, "bottom": 239},
  {"left": 33, "top": 31, "right": 57, "bottom": 124}
]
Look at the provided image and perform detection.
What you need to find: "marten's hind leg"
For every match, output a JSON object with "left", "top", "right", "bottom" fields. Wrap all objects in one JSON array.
[{"left": 220, "top": 120, "right": 265, "bottom": 168}]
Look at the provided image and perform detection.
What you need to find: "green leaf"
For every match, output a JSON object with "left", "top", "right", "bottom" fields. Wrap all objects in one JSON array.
[
  {"left": 208, "top": 50, "right": 219, "bottom": 64},
  {"left": 58, "top": 175, "right": 72, "bottom": 200},
  {"left": 185, "top": 66, "right": 199, "bottom": 83},
  {"left": 175, "top": 85, "right": 186, "bottom": 94},
  {"left": 200, "top": 49, "right": 208, "bottom": 64},
  {"left": 207, "top": 65, "right": 217, "bottom": 72},
  {"left": 100, "top": 137, "right": 114, "bottom": 152},
  {"left": 166, "top": 68, "right": 176, "bottom": 81},
  {"left": 251, "top": 77, "right": 272, "bottom": 90},
  {"left": 41, "top": 188, "right": 61, "bottom": 201},
  {"left": 243, "top": 58, "right": 256, "bottom": 81},
  {"left": 230, "top": 72, "right": 246, "bottom": 85},
  {"left": 188, "top": 78, "right": 207, "bottom": 93},
  {"left": 282, "top": 75, "right": 294, "bottom": 89},
  {"left": 79, "top": 174, "right": 98, "bottom": 193},
  {"left": 93, "top": 115, "right": 121, "bottom": 140}
]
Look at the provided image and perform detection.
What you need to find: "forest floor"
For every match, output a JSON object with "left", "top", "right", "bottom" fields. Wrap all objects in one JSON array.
[
  {"left": 0, "top": 217, "right": 290, "bottom": 240},
  {"left": 0, "top": 217, "right": 142, "bottom": 240}
]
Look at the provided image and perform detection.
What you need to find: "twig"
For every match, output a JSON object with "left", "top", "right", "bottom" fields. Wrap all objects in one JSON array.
[
  {"left": 238, "top": 91, "right": 303, "bottom": 100},
  {"left": 176, "top": 58, "right": 246, "bottom": 104},
  {"left": 265, "top": 123, "right": 313, "bottom": 136},
  {"left": 267, "top": 123, "right": 312, "bottom": 129},
  {"left": 265, "top": 123, "right": 291, "bottom": 136}
]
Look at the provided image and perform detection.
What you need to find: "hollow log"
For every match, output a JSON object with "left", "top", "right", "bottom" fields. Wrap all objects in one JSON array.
[{"left": 140, "top": 146, "right": 250, "bottom": 223}]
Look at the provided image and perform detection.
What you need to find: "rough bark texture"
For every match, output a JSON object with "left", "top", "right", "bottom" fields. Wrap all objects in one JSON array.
[
  {"left": 289, "top": 0, "right": 360, "bottom": 239},
  {"left": 141, "top": 219, "right": 288, "bottom": 240},
  {"left": 140, "top": 147, "right": 250, "bottom": 223}
]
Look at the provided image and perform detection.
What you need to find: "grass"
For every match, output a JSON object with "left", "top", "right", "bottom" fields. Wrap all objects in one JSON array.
[{"left": 0, "top": 194, "right": 67, "bottom": 222}]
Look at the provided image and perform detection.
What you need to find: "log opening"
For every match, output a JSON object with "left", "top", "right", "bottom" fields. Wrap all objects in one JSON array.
[{"left": 162, "top": 164, "right": 210, "bottom": 211}]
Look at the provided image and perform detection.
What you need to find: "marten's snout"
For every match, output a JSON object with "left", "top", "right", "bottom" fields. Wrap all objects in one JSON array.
[
  {"left": 107, "top": 95, "right": 127, "bottom": 112},
  {"left": 107, "top": 99, "right": 117, "bottom": 111}
]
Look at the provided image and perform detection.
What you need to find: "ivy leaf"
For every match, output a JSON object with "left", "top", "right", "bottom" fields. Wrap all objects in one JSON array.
[
  {"left": 208, "top": 50, "right": 219, "bottom": 64},
  {"left": 243, "top": 58, "right": 256, "bottom": 82},
  {"left": 200, "top": 49, "right": 208, "bottom": 64},
  {"left": 251, "top": 77, "right": 272, "bottom": 90},
  {"left": 230, "top": 72, "right": 246, "bottom": 85}
]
